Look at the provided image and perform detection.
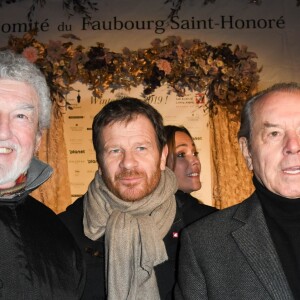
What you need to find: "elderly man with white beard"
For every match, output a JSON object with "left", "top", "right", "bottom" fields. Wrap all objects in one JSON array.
[{"left": 0, "top": 50, "right": 85, "bottom": 299}]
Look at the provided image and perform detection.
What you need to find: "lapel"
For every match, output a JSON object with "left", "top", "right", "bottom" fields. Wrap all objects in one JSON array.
[{"left": 231, "top": 194, "right": 294, "bottom": 300}]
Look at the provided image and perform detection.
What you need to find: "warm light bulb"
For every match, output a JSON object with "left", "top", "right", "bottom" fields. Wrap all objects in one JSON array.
[{"left": 249, "top": 0, "right": 262, "bottom": 4}]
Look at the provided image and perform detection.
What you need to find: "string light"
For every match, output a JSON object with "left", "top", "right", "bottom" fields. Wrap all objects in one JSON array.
[{"left": 249, "top": 0, "right": 262, "bottom": 4}]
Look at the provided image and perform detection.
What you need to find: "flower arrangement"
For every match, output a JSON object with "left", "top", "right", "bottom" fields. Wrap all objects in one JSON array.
[{"left": 2, "top": 30, "right": 260, "bottom": 119}]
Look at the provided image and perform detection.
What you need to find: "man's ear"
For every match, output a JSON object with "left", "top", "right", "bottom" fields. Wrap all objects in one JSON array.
[
  {"left": 160, "top": 145, "right": 168, "bottom": 171},
  {"left": 239, "top": 137, "right": 253, "bottom": 171},
  {"left": 35, "top": 132, "right": 42, "bottom": 153}
]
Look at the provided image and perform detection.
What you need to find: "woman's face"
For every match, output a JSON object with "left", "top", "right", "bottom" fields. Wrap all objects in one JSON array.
[{"left": 171, "top": 131, "right": 201, "bottom": 193}]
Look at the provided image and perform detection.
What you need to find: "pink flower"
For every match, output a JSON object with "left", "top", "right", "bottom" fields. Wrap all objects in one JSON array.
[
  {"left": 156, "top": 59, "right": 172, "bottom": 75},
  {"left": 22, "top": 47, "right": 38, "bottom": 63},
  {"left": 176, "top": 45, "right": 184, "bottom": 59},
  {"left": 151, "top": 38, "right": 161, "bottom": 48}
]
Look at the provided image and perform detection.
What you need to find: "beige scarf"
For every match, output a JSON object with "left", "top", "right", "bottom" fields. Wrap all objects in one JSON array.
[{"left": 83, "top": 167, "right": 177, "bottom": 300}]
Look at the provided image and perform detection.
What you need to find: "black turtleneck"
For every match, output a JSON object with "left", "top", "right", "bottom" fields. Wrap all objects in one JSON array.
[{"left": 253, "top": 176, "right": 300, "bottom": 298}]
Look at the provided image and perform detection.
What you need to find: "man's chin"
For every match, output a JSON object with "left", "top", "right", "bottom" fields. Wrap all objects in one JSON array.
[
  {"left": 0, "top": 163, "right": 29, "bottom": 187},
  {"left": 119, "top": 193, "right": 144, "bottom": 202},
  {"left": 118, "top": 188, "right": 148, "bottom": 202}
]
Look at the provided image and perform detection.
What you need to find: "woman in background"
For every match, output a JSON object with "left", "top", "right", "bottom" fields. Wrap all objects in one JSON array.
[{"left": 164, "top": 125, "right": 214, "bottom": 208}]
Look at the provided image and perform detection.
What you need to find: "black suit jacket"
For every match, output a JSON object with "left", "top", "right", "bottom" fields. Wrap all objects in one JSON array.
[
  {"left": 175, "top": 193, "right": 294, "bottom": 300},
  {"left": 60, "top": 191, "right": 217, "bottom": 299}
]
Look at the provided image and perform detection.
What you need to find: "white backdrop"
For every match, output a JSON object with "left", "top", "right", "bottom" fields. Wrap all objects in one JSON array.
[
  {"left": 0, "top": 0, "right": 299, "bottom": 205},
  {"left": 64, "top": 83, "right": 211, "bottom": 203}
]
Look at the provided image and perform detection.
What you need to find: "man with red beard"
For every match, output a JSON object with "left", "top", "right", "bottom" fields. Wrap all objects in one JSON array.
[
  {"left": 0, "top": 51, "right": 85, "bottom": 299},
  {"left": 60, "top": 97, "right": 216, "bottom": 299}
]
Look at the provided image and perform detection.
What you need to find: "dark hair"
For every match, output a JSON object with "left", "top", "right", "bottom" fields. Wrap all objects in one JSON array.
[
  {"left": 238, "top": 82, "right": 300, "bottom": 145},
  {"left": 92, "top": 97, "right": 166, "bottom": 164},
  {"left": 164, "top": 125, "right": 193, "bottom": 170}
]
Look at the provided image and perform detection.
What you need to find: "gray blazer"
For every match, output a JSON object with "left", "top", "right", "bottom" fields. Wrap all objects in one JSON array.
[{"left": 175, "top": 194, "right": 294, "bottom": 300}]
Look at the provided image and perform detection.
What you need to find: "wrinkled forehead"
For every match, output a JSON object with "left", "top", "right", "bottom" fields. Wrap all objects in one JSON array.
[
  {"left": 0, "top": 79, "right": 39, "bottom": 105},
  {"left": 252, "top": 90, "right": 300, "bottom": 125},
  {"left": 100, "top": 115, "right": 157, "bottom": 143}
]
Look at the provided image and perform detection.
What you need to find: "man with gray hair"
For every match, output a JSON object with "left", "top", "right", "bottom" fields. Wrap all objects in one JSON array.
[
  {"left": 175, "top": 82, "right": 300, "bottom": 299},
  {"left": 0, "top": 50, "right": 85, "bottom": 299}
]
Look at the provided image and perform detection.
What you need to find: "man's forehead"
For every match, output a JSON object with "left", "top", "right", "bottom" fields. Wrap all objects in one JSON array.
[{"left": 105, "top": 115, "right": 153, "bottom": 129}]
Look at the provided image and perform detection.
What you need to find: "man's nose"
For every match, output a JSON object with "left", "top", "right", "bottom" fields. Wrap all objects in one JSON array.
[
  {"left": 283, "top": 131, "right": 300, "bottom": 155},
  {"left": 119, "top": 151, "right": 138, "bottom": 169},
  {"left": 0, "top": 115, "right": 12, "bottom": 140}
]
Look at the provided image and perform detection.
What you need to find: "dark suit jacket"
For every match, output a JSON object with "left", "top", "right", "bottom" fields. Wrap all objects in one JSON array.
[{"left": 175, "top": 193, "right": 294, "bottom": 300}]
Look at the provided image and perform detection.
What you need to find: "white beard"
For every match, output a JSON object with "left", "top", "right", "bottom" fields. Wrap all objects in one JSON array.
[
  {"left": 0, "top": 159, "right": 30, "bottom": 186},
  {"left": 0, "top": 144, "right": 34, "bottom": 187}
]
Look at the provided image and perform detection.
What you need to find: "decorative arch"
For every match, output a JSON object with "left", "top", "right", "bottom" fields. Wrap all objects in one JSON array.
[{"left": 3, "top": 31, "right": 260, "bottom": 212}]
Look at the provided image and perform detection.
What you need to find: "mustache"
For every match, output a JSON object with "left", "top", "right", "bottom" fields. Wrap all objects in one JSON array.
[
  {"left": 115, "top": 169, "right": 143, "bottom": 180},
  {"left": 0, "top": 142, "right": 17, "bottom": 150}
]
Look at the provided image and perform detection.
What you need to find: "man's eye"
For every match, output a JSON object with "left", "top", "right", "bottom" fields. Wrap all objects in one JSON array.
[
  {"left": 270, "top": 131, "right": 280, "bottom": 137},
  {"left": 137, "top": 146, "right": 146, "bottom": 151},
  {"left": 16, "top": 114, "right": 28, "bottom": 119},
  {"left": 110, "top": 149, "right": 121, "bottom": 154}
]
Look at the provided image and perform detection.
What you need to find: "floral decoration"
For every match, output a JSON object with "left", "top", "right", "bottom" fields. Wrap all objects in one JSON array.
[{"left": 2, "top": 30, "right": 261, "bottom": 119}]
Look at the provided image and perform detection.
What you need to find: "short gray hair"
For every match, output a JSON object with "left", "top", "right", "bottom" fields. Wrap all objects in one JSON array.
[
  {"left": 0, "top": 50, "right": 51, "bottom": 132},
  {"left": 238, "top": 82, "right": 300, "bottom": 145}
]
